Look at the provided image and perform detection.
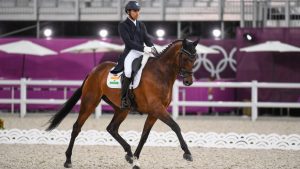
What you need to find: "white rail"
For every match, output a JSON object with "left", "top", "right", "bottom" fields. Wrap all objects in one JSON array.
[
  {"left": 1, "top": 78, "right": 300, "bottom": 121},
  {"left": 172, "top": 80, "right": 300, "bottom": 121},
  {"left": 0, "top": 78, "right": 103, "bottom": 118}
]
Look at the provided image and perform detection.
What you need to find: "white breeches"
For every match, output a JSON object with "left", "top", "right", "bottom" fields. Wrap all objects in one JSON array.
[{"left": 124, "top": 49, "right": 143, "bottom": 78}]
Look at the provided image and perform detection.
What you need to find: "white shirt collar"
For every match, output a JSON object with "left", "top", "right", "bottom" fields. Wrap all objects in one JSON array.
[{"left": 128, "top": 17, "right": 137, "bottom": 26}]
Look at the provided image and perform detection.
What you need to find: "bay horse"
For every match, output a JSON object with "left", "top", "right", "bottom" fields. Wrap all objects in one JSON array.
[{"left": 46, "top": 39, "right": 198, "bottom": 169}]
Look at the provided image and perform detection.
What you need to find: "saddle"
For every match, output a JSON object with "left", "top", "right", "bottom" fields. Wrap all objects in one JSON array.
[
  {"left": 107, "top": 53, "right": 154, "bottom": 111},
  {"left": 107, "top": 53, "right": 153, "bottom": 89}
]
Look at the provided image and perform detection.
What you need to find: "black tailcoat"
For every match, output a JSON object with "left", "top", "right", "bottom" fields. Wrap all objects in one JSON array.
[{"left": 111, "top": 18, "right": 153, "bottom": 74}]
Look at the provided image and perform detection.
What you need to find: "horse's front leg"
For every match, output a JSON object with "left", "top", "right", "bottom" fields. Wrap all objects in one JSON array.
[
  {"left": 154, "top": 106, "right": 193, "bottom": 161},
  {"left": 132, "top": 115, "right": 157, "bottom": 169}
]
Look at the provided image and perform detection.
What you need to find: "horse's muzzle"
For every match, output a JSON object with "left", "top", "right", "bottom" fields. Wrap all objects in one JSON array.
[{"left": 183, "top": 79, "right": 193, "bottom": 86}]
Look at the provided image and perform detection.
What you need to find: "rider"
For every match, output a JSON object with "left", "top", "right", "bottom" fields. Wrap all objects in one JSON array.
[{"left": 111, "top": 1, "right": 156, "bottom": 109}]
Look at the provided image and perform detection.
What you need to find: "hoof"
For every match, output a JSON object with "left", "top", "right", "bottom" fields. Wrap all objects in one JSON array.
[
  {"left": 132, "top": 165, "right": 140, "bottom": 169},
  {"left": 64, "top": 162, "right": 72, "bottom": 168},
  {"left": 132, "top": 156, "right": 140, "bottom": 169},
  {"left": 183, "top": 153, "right": 193, "bottom": 161},
  {"left": 125, "top": 154, "right": 133, "bottom": 164}
]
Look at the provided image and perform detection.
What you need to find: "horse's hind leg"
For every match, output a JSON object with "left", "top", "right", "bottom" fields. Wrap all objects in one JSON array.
[
  {"left": 64, "top": 95, "right": 101, "bottom": 168},
  {"left": 106, "top": 108, "right": 133, "bottom": 163}
]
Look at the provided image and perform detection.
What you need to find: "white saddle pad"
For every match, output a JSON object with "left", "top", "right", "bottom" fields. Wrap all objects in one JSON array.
[{"left": 107, "top": 53, "right": 154, "bottom": 89}]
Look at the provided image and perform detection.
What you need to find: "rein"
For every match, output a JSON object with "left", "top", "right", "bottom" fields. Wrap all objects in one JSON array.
[{"left": 178, "top": 47, "right": 197, "bottom": 78}]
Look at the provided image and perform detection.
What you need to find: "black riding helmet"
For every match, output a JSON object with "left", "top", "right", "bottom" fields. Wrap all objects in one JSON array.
[{"left": 125, "top": 1, "right": 141, "bottom": 13}]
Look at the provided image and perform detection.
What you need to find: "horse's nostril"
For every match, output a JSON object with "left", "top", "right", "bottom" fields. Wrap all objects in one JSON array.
[
  {"left": 184, "top": 80, "right": 190, "bottom": 85},
  {"left": 184, "top": 80, "right": 193, "bottom": 86}
]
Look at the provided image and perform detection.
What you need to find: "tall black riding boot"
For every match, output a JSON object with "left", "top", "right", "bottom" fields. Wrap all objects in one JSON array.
[{"left": 121, "top": 76, "right": 131, "bottom": 109}]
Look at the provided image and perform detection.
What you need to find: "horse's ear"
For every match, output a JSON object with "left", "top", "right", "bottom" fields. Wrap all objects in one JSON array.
[{"left": 192, "top": 39, "right": 199, "bottom": 47}]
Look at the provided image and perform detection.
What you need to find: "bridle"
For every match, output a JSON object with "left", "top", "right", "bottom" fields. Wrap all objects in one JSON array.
[{"left": 178, "top": 47, "right": 197, "bottom": 78}]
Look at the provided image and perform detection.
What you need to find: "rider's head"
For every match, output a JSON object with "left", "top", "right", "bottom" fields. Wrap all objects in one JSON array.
[{"left": 125, "top": 1, "right": 141, "bottom": 21}]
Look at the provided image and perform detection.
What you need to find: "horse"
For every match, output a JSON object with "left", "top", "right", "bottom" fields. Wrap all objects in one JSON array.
[{"left": 46, "top": 38, "right": 199, "bottom": 169}]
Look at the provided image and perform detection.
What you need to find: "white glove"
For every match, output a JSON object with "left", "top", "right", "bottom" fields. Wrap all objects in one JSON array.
[
  {"left": 143, "top": 46, "right": 152, "bottom": 53},
  {"left": 151, "top": 46, "right": 158, "bottom": 54}
]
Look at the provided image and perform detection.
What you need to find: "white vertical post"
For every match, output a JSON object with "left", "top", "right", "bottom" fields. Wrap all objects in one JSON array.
[
  {"left": 95, "top": 103, "right": 102, "bottom": 119},
  {"left": 251, "top": 80, "right": 258, "bottom": 121},
  {"left": 20, "top": 78, "right": 27, "bottom": 118},
  {"left": 285, "top": 0, "right": 290, "bottom": 27},
  {"left": 33, "top": 0, "right": 37, "bottom": 20},
  {"left": 11, "top": 86, "right": 15, "bottom": 114},
  {"left": 172, "top": 80, "right": 179, "bottom": 120},
  {"left": 177, "top": 21, "right": 181, "bottom": 39},
  {"left": 63, "top": 87, "right": 67, "bottom": 99},
  {"left": 75, "top": 0, "right": 79, "bottom": 20},
  {"left": 117, "top": 0, "right": 122, "bottom": 20},
  {"left": 181, "top": 89, "right": 186, "bottom": 116},
  {"left": 263, "top": 1, "right": 268, "bottom": 27},
  {"left": 253, "top": 0, "right": 257, "bottom": 28},
  {"left": 240, "top": 0, "right": 245, "bottom": 28},
  {"left": 160, "top": 0, "right": 165, "bottom": 20}
]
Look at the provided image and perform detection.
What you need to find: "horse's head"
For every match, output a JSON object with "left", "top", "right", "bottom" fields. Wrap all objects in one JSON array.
[{"left": 178, "top": 39, "right": 198, "bottom": 86}]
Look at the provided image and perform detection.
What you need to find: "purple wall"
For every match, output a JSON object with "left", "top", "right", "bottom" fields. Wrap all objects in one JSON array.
[
  {"left": 236, "top": 28, "right": 300, "bottom": 102},
  {"left": 0, "top": 38, "right": 237, "bottom": 80},
  {"left": 0, "top": 38, "right": 123, "bottom": 80}
]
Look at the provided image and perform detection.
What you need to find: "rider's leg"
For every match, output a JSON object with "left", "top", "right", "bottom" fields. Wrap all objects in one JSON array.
[
  {"left": 121, "top": 50, "right": 143, "bottom": 109},
  {"left": 121, "top": 75, "right": 131, "bottom": 108}
]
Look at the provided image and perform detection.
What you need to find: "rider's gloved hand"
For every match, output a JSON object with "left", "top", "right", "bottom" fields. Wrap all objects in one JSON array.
[{"left": 143, "top": 46, "right": 152, "bottom": 54}]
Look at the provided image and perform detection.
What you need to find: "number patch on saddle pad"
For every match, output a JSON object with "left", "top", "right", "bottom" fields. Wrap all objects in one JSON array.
[{"left": 107, "top": 73, "right": 122, "bottom": 88}]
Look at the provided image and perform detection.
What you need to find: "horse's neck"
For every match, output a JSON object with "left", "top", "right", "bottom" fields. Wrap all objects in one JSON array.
[
  {"left": 156, "top": 43, "right": 181, "bottom": 84},
  {"left": 159, "top": 44, "right": 180, "bottom": 66}
]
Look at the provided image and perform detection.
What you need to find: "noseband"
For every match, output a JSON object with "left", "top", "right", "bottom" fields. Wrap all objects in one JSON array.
[{"left": 178, "top": 47, "right": 197, "bottom": 78}]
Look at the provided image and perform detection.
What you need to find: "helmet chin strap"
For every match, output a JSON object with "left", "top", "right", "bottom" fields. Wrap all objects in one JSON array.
[
  {"left": 127, "top": 11, "right": 136, "bottom": 21},
  {"left": 128, "top": 13, "right": 135, "bottom": 21}
]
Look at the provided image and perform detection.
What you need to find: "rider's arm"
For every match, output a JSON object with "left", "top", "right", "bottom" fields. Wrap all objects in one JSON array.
[
  {"left": 141, "top": 22, "right": 154, "bottom": 47},
  {"left": 118, "top": 22, "right": 144, "bottom": 52}
]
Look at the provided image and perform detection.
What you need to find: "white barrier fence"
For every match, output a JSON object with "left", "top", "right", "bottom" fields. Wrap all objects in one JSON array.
[
  {"left": 0, "top": 78, "right": 102, "bottom": 119},
  {"left": 1, "top": 78, "right": 300, "bottom": 121},
  {"left": 172, "top": 80, "right": 300, "bottom": 121}
]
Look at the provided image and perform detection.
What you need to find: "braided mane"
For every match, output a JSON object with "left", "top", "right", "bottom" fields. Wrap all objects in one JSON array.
[{"left": 157, "top": 39, "right": 182, "bottom": 58}]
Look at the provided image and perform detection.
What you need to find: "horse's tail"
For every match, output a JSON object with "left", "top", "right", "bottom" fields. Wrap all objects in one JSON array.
[{"left": 46, "top": 76, "right": 88, "bottom": 131}]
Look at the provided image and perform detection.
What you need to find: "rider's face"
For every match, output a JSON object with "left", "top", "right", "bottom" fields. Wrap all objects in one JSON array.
[{"left": 128, "top": 10, "right": 140, "bottom": 20}]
